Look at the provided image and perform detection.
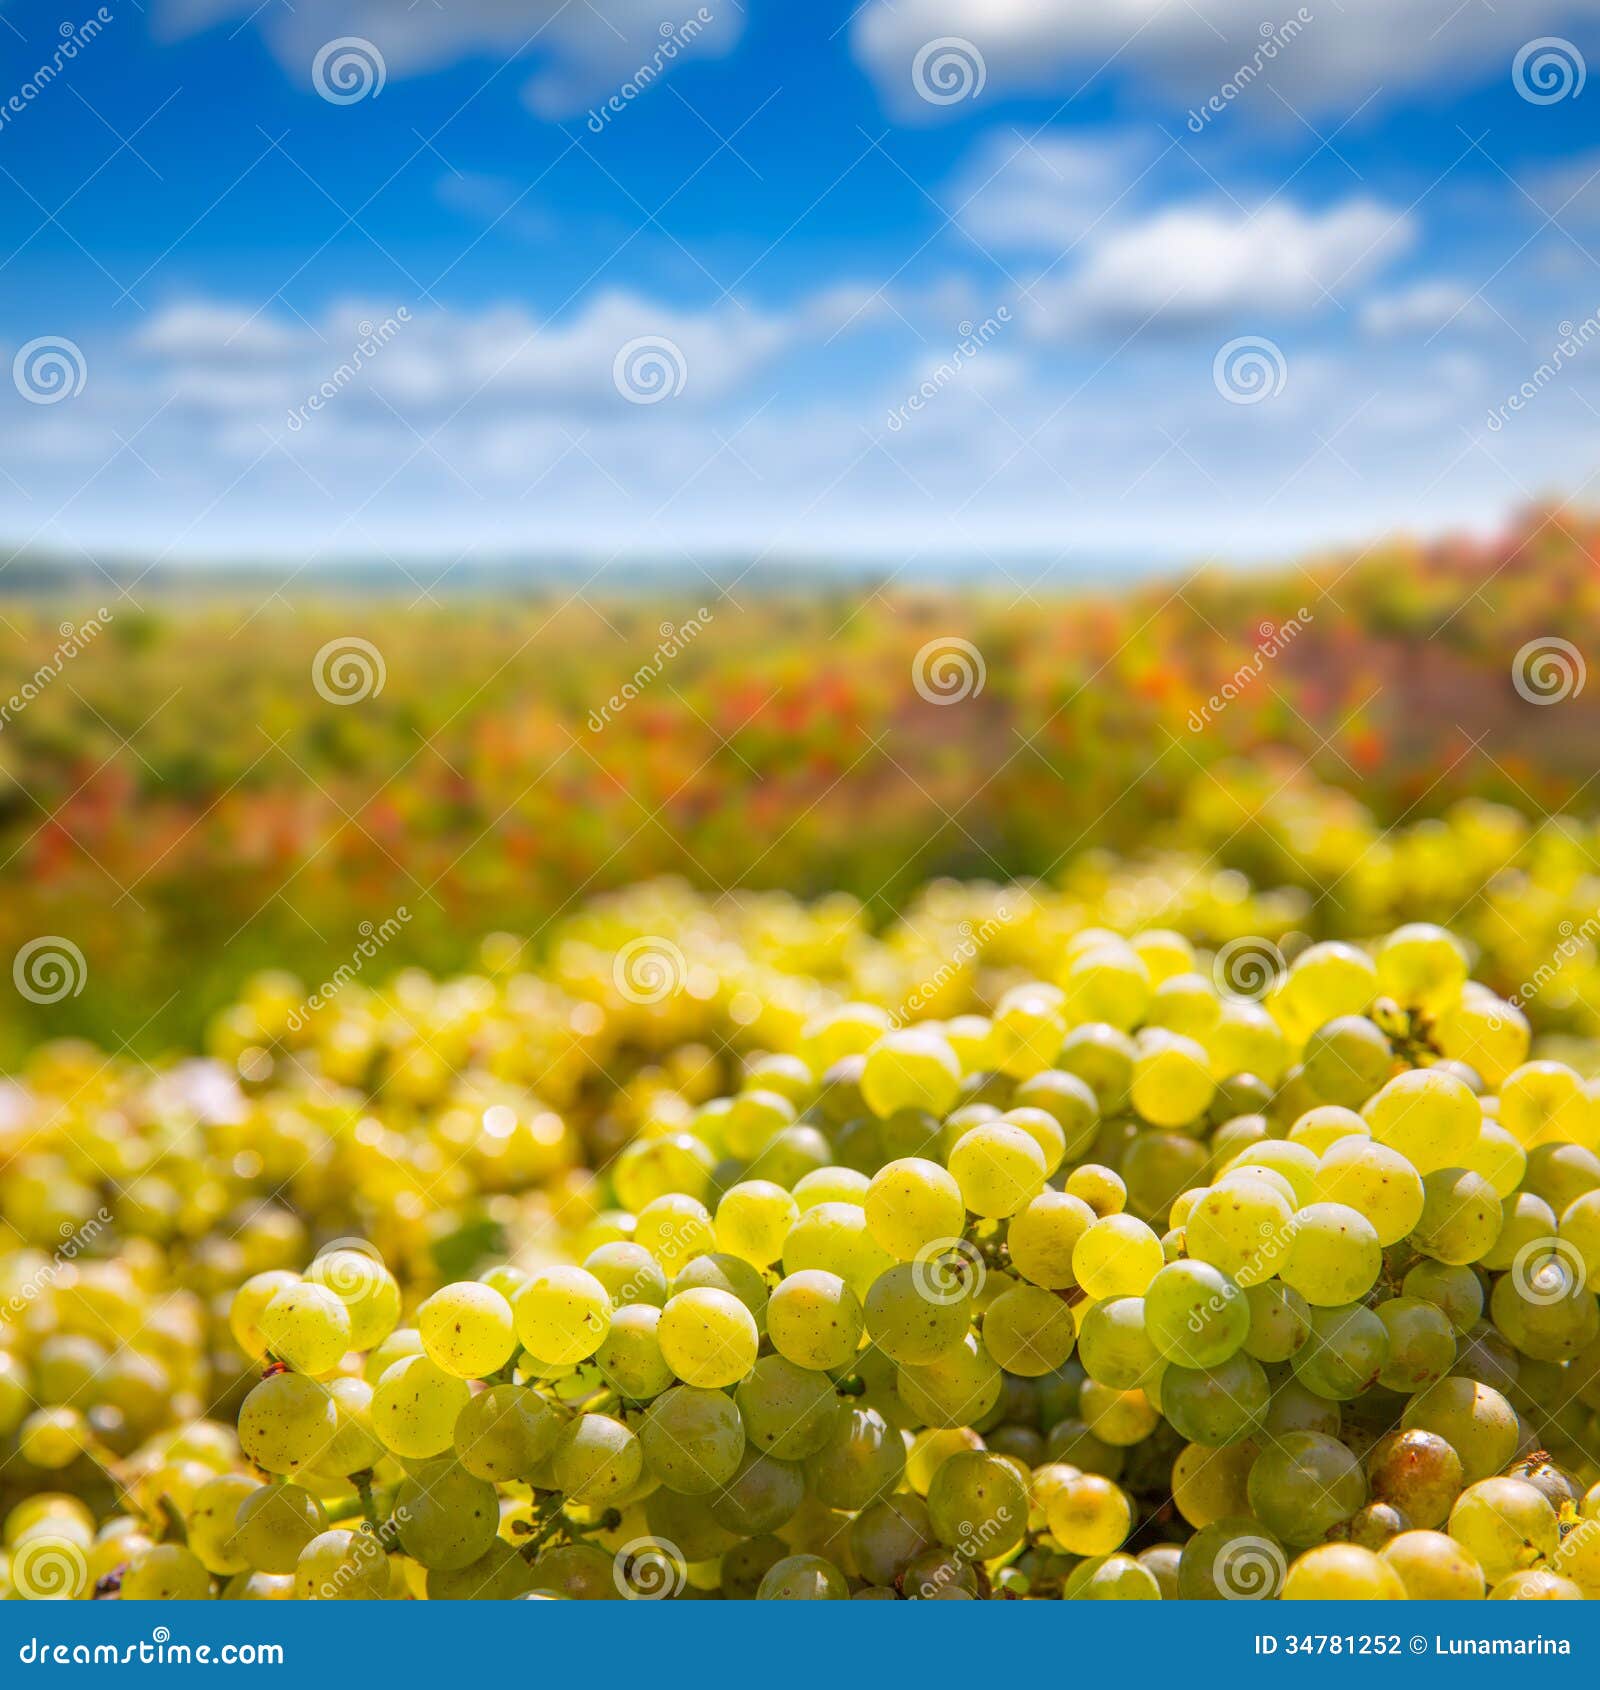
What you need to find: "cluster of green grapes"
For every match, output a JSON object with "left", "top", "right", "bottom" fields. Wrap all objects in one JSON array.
[{"left": 14, "top": 913, "right": 1600, "bottom": 1601}]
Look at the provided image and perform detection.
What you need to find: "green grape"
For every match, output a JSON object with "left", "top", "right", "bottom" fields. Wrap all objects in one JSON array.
[
  {"left": 1365, "top": 1429, "right": 1464, "bottom": 1530},
  {"left": 947, "top": 1123, "right": 1046, "bottom": 1219},
  {"left": 860, "top": 1028, "right": 962, "bottom": 1119},
  {"left": 657, "top": 1288, "right": 758, "bottom": 1388},
  {"left": 1065, "top": 1163, "right": 1128, "bottom": 1217},
  {"left": 1275, "top": 940, "right": 1378, "bottom": 1036},
  {"left": 1224, "top": 1139, "right": 1319, "bottom": 1204},
  {"left": 1056, "top": 1023, "right": 1135, "bottom": 1113},
  {"left": 1282, "top": 1542, "right": 1405, "bottom": 1599},
  {"left": 1077, "top": 1296, "right": 1161, "bottom": 1388},
  {"left": 714, "top": 1181, "right": 798, "bottom": 1269},
  {"left": 1046, "top": 1473, "right": 1131, "bottom": 1555},
  {"left": 593, "top": 1303, "right": 676, "bottom": 1399},
  {"left": 1241, "top": 1280, "right": 1311, "bottom": 1362},
  {"left": 426, "top": 1539, "right": 537, "bottom": 1601},
  {"left": 394, "top": 1460, "right": 499, "bottom": 1570},
  {"left": 1402, "top": 1258, "right": 1483, "bottom": 1332},
  {"left": 850, "top": 1494, "right": 935, "bottom": 1586},
  {"left": 1381, "top": 1528, "right": 1486, "bottom": 1598},
  {"left": 186, "top": 1474, "right": 256, "bottom": 1575},
  {"left": 1121, "top": 1129, "right": 1210, "bottom": 1225},
  {"left": 897, "top": 1332, "right": 1001, "bottom": 1429},
  {"left": 1465, "top": 1122, "right": 1526, "bottom": 1198},
  {"left": 364, "top": 1326, "right": 425, "bottom": 1384},
  {"left": 529, "top": 1540, "right": 618, "bottom": 1600},
  {"left": 1264, "top": 1378, "right": 1342, "bottom": 1440},
  {"left": 514, "top": 1268, "right": 611, "bottom": 1366},
  {"left": 1400, "top": 1377, "right": 1519, "bottom": 1482},
  {"left": 552, "top": 1412, "right": 642, "bottom": 1504},
  {"left": 721, "top": 1534, "right": 791, "bottom": 1599},
  {"left": 1289, "top": 1103, "right": 1369, "bottom": 1155},
  {"left": 1524, "top": 1142, "right": 1600, "bottom": 1214},
  {"left": 417, "top": 1281, "right": 516, "bottom": 1380},
  {"left": 1412, "top": 1168, "right": 1502, "bottom": 1264},
  {"left": 907, "top": 1426, "right": 986, "bottom": 1495},
  {"left": 863, "top": 1157, "right": 965, "bottom": 1261},
  {"left": 1376, "top": 922, "right": 1468, "bottom": 1010},
  {"left": 635, "top": 1194, "right": 717, "bottom": 1270},
  {"left": 582, "top": 1241, "right": 668, "bottom": 1308},
  {"left": 708, "top": 1449, "right": 806, "bottom": 1535},
  {"left": 1008, "top": 1190, "right": 1097, "bottom": 1289},
  {"left": 1489, "top": 1568, "right": 1583, "bottom": 1600},
  {"left": 1279, "top": 1202, "right": 1381, "bottom": 1306},
  {"left": 1080, "top": 1380, "right": 1159, "bottom": 1445},
  {"left": 1146, "top": 971, "right": 1221, "bottom": 1038},
  {"left": 1143, "top": 1259, "right": 1249, "bottom": 1367},
  {"left": 926, "top": 1450, "right": 1028, "bottom": 1556},
  {"left": 1499, "top": 1060, "right": 1588, "bottom": 1148},
  {"left": 1247, "top": 1432, "right": 1367, "bottom": 1546},
  {"left": 744, "top": 1125, "right": 832, "bottom": 1190},
  {"left": 258, "top": 1281, "right": 352, "bottom": 1376},
  {"left": 309, "top": 1376, "right": 383, "bottom": 1480},
  {"left": 1448, "top": 1477, "right": 1558, "bottom": 1581},
  {"left": 230, "top": 1269, "right": 299, "bottom": 1360},
  {"left": 1314, "top": 1137, "right": 1424, "bottom": 1246},
  {"left": 1130, "top": 1032, "right": 1216, "bottom": 1127},
  {"left": 1364, "top": 1069, "right": 1480, "bottom": 1174},
  {"left": 304, "top": 1248, "right": 401, "bottom": 1350},
  {"left": 863, "top": 1262, "right": 970, "bottom": 1364},
  {"left": 1557, "top": 1188, "right": 1600, "bottom": 1282},
  {"left": 233, "top": 1483, "right": 327, "bottom": 1575},
  {"left": 1302, "top": 1016, "right": 1393, "bottom": 1108},
  {"left": 294, "top": 1528, "right": 390, "bottom": 1601},
  {"left": 237, "top": 1372, "right": 337, "bottom": 1475},
  {"left": 985, "top": 989, "right": 1067, "bottom": 1081},
  {"left": 756, "top": 1553, "right": 849, "bottom": 1600},
  {"left": 1185, "top": 1179, "right": 1295, "bottom": 1289},
  {"left": 1000, "top": 1107, "right": 1067, "bottom": 1178},
  {"left": 1072, "top": 1214, "right": 1163, "bottom": 1300},
  {"left": 670, "top": 1252, "right": 769, "bottom": 1325},
  {"left": 1490, "top": 1259, "right": 1598, "bottom": 1361},
  {"left": 1177, "top": 1517, "right": 1285, "bottom": 1599},
  {"left": 766, "top": 1270, "right": 862, "bottom": 1370},
  {"left": 722, "top": 1087, "right": 797, "bottom": 1159},
  {"left": 736, "top": 1355, "right": 840, "bottom": 1459},
  {"left": 452, "top": 1382, "right": 560, "bottom": 1482},
  {"left": 1169, "top": 1441, "right": 1256, "bottom": 1528},
  {"left": 1160, "top": 1354, "right": 1268, "bottom": 1444},
  {"left": 1013, "top": 1069, "right": 1101, "bottom": 1160},
  {"left": 980, "top": 1283, "right": 1077, "bottom": 1376},
  {"left": 370, "top": 1353, "right": 470, "bottom": 1460},
  {"left": 1044, "top": 1416, "right": 1124, "bottom": 1478},
  {"left": 121, "top": 1544, "right": 216, "bottom": 1601},
  {"left": 638, "top": 1385, "right": 746, "bottom": 1493},
  {"left": 804, "top": 1405, "right": 904, "bottom": 1510},
  {"left": 1374, "top": 1295, "right": 1456, "bottom": 1391},
  {"left": 780, "top": 1202, "right": 895, "bottom": 1299},
  {"left": 1291, "top": 1303, "right": 1389, "bottom": 1401},
  {"left": 793, "top": 1166, "right": 872, "bottom": 1209}
]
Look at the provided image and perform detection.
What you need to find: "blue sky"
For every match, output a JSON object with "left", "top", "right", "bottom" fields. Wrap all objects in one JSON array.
[{"left": 3, "top": 0, "right": 1600, "bottom": 573}]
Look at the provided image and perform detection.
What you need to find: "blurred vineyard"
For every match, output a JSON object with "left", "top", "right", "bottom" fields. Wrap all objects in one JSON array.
[{"left": 3, "top": 505, "right": 1600, "bottom": 1058}]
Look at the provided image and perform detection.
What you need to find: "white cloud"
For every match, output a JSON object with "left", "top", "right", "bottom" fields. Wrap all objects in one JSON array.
[
  {"left": 852, "top": 0, "right": 1600, "bottom": 117},
  {"left": 1028, "top": 199, "right": 1413, "bottom": 333},
  {"left": 157, "top": 0, "right": 741, "bottom": 118},
  {"left": 1361, "top": 281, "right": 1487, "bottom": 337},
  {"left": 950, "top": 131, "right": 1147, "bottom": 250},
  {"left": 136, "top": 302, "right": 308, "bottom": 359}
]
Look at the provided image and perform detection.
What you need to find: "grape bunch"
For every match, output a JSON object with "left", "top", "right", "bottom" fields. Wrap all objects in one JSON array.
[{"left": 16, "top": 917, "right": 1600, "bottom": 1602}]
